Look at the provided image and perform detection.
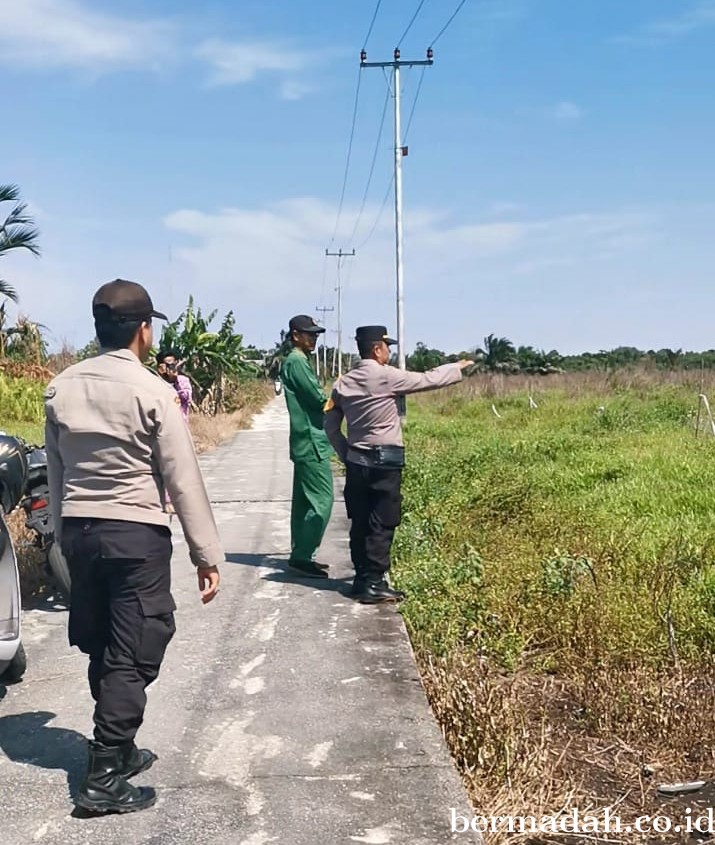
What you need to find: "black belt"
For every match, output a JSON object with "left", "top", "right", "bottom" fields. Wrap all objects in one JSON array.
[{"left": 350, "top": 444, "right": 405, "bottom": 468}]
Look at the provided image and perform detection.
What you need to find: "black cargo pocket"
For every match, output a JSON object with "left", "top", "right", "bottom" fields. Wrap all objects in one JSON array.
[{"left": 136, "top": 593, "right": 176, "bottom": 666}]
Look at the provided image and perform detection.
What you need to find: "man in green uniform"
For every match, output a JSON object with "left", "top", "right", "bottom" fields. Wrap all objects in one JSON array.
[{"left": 281, "top": 315, "right": 334, "bottom": 578}]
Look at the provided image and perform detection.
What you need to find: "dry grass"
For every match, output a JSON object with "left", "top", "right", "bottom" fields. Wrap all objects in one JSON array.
[
  {"left": 189, "top": 382, "right": 273, "bottom": 453},
  {"left": 9, "top": 510, "right": 49, "bottom": 597},
  {"left": 0, "top": 359, "right": 55, "bottom": 381},
  {"left": 455, "top": 366, "right": 715, "bottom": 401},
  {"left": 422, "top": 650, "right": 715, "bottom": 844}
]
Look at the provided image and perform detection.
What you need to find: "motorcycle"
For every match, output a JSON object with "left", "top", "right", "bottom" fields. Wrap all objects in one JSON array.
[
  {"left": 0, "top": 435, "right": 29, "bottom": 684},
  {"left": 21, "top": 444, "right": 72, "bottom": 599}
]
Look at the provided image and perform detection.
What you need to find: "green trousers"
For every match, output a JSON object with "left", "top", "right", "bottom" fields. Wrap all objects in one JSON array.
[{"left": 290, "top": 457, "right": 334, "bottom": 562}]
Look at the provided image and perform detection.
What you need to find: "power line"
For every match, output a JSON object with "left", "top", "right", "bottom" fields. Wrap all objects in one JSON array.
[
  {"left": 329, "top": 68, "right": 363, "bottom": 245},
  {"left": 355, "top": 66, "right": 428, "bottom": 251},
  {"left": 363, "top": 0, "right": 384, "bottom": 48},
  {"left": 356, "top": 178, "right": 393, "bottom": 251},
  {"left": 397, "top": 0, "right": 428, "bottom": 47},
  {"left": 430, "top": 0, "right": 469, "bottom": 47},
  {"left": 347, "top": 74, "right": 392, "bottom": 247},
  {"left": 405, "top": 65, "right": 427, "bottom": 136},
  {"left": 328, "top": 0, "right": 390, "bottom": 246}
]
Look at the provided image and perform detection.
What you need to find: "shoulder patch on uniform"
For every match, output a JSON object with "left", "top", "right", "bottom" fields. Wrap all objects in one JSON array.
[{"left": 44, "top": 386, "right": 56, "bottom": 400}]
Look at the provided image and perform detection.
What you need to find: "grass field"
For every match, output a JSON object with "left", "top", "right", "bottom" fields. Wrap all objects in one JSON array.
[
  {"left": 0, "top": 373, "right": 45, "bottom": 444},
  {"left": 394, "top": 369, "right": 715, "bottom": 838}
]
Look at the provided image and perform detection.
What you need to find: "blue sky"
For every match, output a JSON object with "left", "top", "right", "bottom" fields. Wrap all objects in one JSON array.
[{"left": 2, "top": 0, "right": 713, "bottom": 355}]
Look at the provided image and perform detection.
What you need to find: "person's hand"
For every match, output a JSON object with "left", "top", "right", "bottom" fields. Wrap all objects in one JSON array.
[
  {"left": 197, "top": 565, "right": 220, "bottom": 604},
  {"left": 457, "top": 359, "right": 475, "bottom": 370}
]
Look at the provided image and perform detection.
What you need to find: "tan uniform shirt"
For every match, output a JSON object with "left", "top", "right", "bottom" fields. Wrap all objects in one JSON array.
[
  {"left": 44, "top": 348, "right": 223, "bottom": 569},
  {"left": 323, "top": 359, "right": 463, "bottom": 464}
]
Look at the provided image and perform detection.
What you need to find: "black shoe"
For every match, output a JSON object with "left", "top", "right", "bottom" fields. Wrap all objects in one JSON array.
[
  {"left": 353, "top": 581, "right": 405, "bottom": 604},
  {"left": 288, "top": 559, "right": 329, "bottom": 579},
  {"left": 74, "top": 741, "right": 157, "bottom": 815},
  {"left": 121, "top": 742, "right": 157, "bottom": 779},
  {"left": 382, "top": 580, "right": 406, "bottom": 600}
]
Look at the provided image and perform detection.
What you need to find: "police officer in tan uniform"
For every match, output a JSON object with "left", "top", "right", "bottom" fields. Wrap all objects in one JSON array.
[
  {"left": 45, "top": 279, "right": 223, "bottom": 815},
  {"left": 324, "top": 326, "right": 472, "bottom": 604}
]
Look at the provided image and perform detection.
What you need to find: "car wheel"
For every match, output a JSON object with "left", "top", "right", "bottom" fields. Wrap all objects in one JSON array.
[{"left": 1, "top": 642, "right": 26, "bottom": 684}]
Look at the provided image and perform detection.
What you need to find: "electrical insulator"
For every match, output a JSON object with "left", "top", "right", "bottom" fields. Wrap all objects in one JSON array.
[
  {"left": 360, "top": 49, "right": 367, "bottom": 63},
  {"left": 394, "top": 47, "right": 401, "bottom": 60},
  {"left": 427, "top": 47, "right": 434, "bottom": 60}
]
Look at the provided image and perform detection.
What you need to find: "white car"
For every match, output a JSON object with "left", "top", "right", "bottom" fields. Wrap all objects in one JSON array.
[
  {"left": 0, "top": 434, "right": 28, "bottom": 684},
  {"left": 0, "top": 511, "right": 24, "bottom": 683}
]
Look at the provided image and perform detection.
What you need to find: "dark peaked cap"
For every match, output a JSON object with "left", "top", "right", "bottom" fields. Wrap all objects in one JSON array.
[
  {"left": 92, "top": 279, "right": 168, "bottom": 323},
  {"left": 355, "top": 326, "right": 397, "bottom": 345},
  {"left": 289, "top": 315, "right": 325, "bottom": 334}
]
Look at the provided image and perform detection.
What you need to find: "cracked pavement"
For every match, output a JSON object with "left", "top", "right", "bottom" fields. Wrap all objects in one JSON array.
[{"left": 0, "top": 399, "right": 478, "bottom": 845}]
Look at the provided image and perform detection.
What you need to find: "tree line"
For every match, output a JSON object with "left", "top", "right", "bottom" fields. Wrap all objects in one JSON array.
[{"left": 405, "top": 334, "right": 715, "bottom": 374}]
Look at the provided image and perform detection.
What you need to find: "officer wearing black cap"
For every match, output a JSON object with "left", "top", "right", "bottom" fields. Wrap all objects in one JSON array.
[
  {"left": 324, "top": 325, "right": 473, "bottom": 603},
  {"left": 280, "top": 315, "right": 334, "bottom": 578},
  {"left": 44, "top": 279, "right": 223, "bottom": 815}
]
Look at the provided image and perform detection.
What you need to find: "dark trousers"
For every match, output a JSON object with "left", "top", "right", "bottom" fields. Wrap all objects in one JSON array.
[
  {"left": 61, "top": 518, "right": 176, "bottom": 746},
  {"left": 344, "top": 462, "right": 402, "bottom": 583}
]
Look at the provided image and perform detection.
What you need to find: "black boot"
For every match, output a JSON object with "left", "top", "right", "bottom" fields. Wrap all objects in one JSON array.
[
  {"left": 121, "top": 741, "right": 158, "bottom": 778},
  {"left": 75, "top": 740, "right": 157, "bottom": 814},
  {"left": 352, "top": 580, "right": 405, "bottom": 604}
]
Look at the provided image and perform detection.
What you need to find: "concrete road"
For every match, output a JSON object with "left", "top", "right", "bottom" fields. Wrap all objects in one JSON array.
[{"left": 0, "top": 399, "right": 478, "bottom": 845}]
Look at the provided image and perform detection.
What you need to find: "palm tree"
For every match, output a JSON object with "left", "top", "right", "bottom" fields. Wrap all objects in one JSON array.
[
  {"left": 0, "top": 184, "right": 40, "bottom": 302},
  {"left": 476, "top": 333, "right": 517, "bottom": 370}
]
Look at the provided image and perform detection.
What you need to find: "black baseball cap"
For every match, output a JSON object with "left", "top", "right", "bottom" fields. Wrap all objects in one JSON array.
[
  {"left": 92, "top": 279, "right": 168, "bottom": 324},
  {"left": 289, "top": 315, "right": 325, "bottom": 334},
  {"left": 355, "top": 325, "right": 397, "bottom": 345}
]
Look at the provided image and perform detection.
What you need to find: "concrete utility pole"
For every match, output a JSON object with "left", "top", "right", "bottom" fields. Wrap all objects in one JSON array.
[
  {"left": 315, "top": 304, "right": 334, "bottom": 379},
  {"left": 360, "top": 47, "right": 434, "bottom": 370},
  {"left": 325, "top": 248, "right": 355, "bottom": 377}
]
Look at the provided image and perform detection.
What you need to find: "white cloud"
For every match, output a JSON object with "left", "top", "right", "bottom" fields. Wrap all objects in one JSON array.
[
  {"left": 280, "top": 80, "right": 314, "bottom": 101},
  {"left": 159, "top": 198, "right": 661, "bottom": 351},
  {"left": 10, "top": 197, "right": 711, "bottom": 356},
  {"left": 550, "top": 101, "right": 583, "bottom": 121},
  {"left": 196, "top": 38, "right": 310, "bottom": 87},
  {"left": 0, "top": 0, "right": 174, "bottom": 71},
  {"left": 0, "top": 0, "right": 320, "bottom": 97},
  {"left": 612, "top": 1, "right": 715, "bottom": 46}
]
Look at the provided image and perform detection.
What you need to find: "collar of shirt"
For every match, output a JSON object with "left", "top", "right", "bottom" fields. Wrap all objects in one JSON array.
[{"left": 98, "top": 347, "right": 143, "bottom": 365}]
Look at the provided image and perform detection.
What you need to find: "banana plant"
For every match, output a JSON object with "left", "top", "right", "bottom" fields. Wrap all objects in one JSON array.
[{"left": 159, "top": 297, "right": 259, "bottom": 413}]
